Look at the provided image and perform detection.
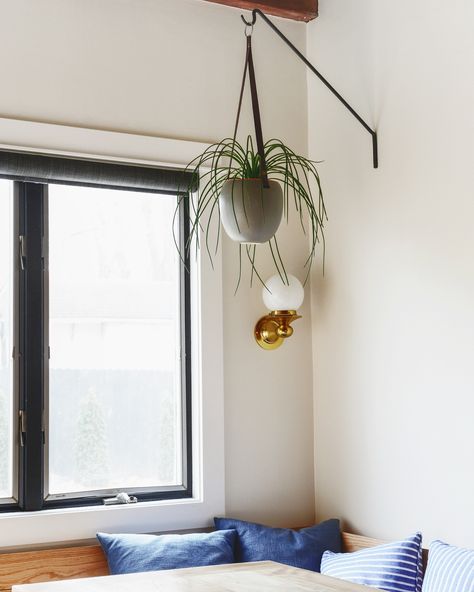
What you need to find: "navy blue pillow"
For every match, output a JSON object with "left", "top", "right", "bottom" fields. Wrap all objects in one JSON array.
[
  {"left": 97, "top": 530, "right": 237, "bottom": 575},
  {"left": 214, "top": 517, "right": 341, "bottom": 572}
]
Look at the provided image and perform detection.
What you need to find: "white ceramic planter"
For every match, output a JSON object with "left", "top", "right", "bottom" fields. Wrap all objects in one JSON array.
[{"left": 219, "top": 178, "right": 283, "bottom": 243}]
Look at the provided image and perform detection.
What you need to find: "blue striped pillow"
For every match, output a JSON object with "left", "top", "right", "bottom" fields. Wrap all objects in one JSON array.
[
  {"left": 321, "top": 532, "right": 424, "bottom": 592},
  {"left": 422, "top": 540, "right": 473, "bottom": 592}
]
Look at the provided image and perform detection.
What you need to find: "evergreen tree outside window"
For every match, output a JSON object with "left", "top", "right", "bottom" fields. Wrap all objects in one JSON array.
[{"left": 74, "top": 388, "right": 109, "bottom": 491}]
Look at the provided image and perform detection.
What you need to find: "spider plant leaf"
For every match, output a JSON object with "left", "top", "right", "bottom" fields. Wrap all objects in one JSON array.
[
  {"left": 268, "top": 236, "right": 288, "bottom": 286},
  {"left": 234, "top": 244, "right": 243, "bottom": 295},
  {"left": 245, "top": 244, "right": 267, "bottom": 288}
]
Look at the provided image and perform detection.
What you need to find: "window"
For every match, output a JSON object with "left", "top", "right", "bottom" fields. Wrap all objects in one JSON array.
[
  {"left": 0, "top": 151, "right": 192, "bottom": 511},
  {"left": 0, "top": 180, "right": 14, "bottom": 503}
]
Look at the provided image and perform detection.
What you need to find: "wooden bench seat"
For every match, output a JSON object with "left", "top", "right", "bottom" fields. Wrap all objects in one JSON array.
[{"left": 0, "top": 531, "right": 427, "bottom": 592}]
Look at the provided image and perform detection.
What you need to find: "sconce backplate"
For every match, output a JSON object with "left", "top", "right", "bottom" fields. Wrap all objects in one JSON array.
[
  {"left": 254, "top": 310, "right": 301, "bottom": 350},
  {"left": 254, "top": 317, "right": 285, "bottom": 350}
]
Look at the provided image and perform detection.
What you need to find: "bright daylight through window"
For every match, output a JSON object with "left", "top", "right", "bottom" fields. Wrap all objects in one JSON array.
[
  {"left": 0, "top": 160, "right": 192, "bottom": 511},
  {"left": 48, "top": 185, "right": 184, "bottom": 498},
  {"left": 0, "top": 180, "right": 13, "bottom": 501}
]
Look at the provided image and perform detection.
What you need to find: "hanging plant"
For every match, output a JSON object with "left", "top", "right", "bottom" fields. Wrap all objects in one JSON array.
[
  {"left": 175, "top": 135, "right": 326, "bottom": 288},
  {"left": 174, "top": 30, "right": 327, "bottom": 289}
]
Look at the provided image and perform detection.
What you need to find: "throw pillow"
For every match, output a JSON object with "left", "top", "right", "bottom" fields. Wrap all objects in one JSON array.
[
  {"left": 422, "top": 540, "right": 473, "bottom": 592},
  {"left": 321, "top": 532, "right": 424, "bottom": 592},
  {"left": 214, "top": 517, "right": 341, "bottom": 572},
  {"left": 97, "top": 529, "right": 236, "bottom": 575}
]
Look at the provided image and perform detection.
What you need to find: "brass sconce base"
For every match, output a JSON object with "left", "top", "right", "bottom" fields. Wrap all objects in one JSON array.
[{"left": 254, "top": 310, "right": 301, "bottom": 350}]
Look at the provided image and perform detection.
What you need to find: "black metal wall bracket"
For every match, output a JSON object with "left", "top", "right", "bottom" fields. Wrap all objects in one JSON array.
[{"left": 241, "top": 9, "right": 378, "bottom": 169}]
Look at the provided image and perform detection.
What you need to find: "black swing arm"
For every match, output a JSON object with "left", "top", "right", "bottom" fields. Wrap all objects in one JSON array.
[{"left": 242, "top": 9, "right": 378, "bottom": 169}]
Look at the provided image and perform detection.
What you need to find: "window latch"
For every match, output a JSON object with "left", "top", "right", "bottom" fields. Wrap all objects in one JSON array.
[
  {"left": 103, "top": 492, "right": 138, "bottom": 506},
  {"left": 19, "top": 235, "right": 27, "bottom": 270},
  {"left": 19, "top": 410, "right": 26, "bottom": 447}
]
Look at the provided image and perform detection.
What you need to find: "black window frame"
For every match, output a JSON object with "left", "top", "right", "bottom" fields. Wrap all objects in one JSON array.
[{"left": 0, "top": 156, "right": 193, "bottom": 512}]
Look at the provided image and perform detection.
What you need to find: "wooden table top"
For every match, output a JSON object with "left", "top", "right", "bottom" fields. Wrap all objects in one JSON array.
[{"left": 12, "top": 561, "right": 382, "bottom": 592}]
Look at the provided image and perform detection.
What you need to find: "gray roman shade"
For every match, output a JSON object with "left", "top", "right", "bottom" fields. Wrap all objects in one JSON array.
[{"left": 0, "top": 150, "right": 195, "bottom": 194}]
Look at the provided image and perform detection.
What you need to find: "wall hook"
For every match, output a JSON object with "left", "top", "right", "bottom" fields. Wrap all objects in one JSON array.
[{"left": 241, "top": 13, "right": 257, "bottom": 26}]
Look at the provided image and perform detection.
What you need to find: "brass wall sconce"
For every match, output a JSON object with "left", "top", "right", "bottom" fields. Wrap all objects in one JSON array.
[{"left": 255, "top": 275, "right": 304, "bottom": 350}]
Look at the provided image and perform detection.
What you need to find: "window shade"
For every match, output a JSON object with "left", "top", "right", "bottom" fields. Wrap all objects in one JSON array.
[{"left": 0, "top": 150, "right": 195, "bottom": 194}]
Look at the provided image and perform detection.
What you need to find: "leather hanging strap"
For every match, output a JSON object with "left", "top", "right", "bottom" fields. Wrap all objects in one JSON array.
[
  {"left": 232, "top": 38, "right": 250, "bottom": 143},
  {"left": 247, "top": 36, "right": 269, "bottom": 187},
  {"left": 231, "top": 34, "right": 269, "bottom": 188}
]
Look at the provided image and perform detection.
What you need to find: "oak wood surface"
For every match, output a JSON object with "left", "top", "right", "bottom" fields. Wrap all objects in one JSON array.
[
  {"left": 0, "top": 546, "right": 107, "bottom": 592},
  {"left": 0, "top": 532, "right": 425, "bottom": 592},
  {"left": 12, "top": 561, "right": 382, "bottom": 592},
  {"left": 204, "top": 1, "right": 318, "bottom": 22},
  {"left": 341, "top": 532, "right": 384, "bottom": 553}
]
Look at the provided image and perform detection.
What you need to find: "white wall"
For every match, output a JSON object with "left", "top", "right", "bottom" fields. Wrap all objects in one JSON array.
[
  {"left": 308, "top": 0, "right": 474, "bottom": 547},
  {"left": 0, "top": 0, "right": 315, "bottom": 536}
]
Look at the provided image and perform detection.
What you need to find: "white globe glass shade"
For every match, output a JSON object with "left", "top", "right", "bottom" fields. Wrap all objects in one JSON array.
[{"left": 262, "top": 274, "right": 304, "bottom": 311}]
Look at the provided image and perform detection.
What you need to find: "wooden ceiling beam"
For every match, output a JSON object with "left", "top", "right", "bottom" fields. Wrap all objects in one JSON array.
[{"left": 203, "top": 1, "right": 318, "bottom": 22}]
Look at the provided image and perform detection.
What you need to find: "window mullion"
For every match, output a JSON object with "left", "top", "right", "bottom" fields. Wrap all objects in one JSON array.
[
  {"left": 180, "top": 195, "right": 192, "bottom": 495},
  {"left": 17, "top": 182, "right": 46, "bottom": 511}
]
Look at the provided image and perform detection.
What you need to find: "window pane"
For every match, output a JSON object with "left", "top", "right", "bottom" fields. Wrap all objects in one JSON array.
[
  {"left": 0, "top": 180, "right": 14, "bottom": 500},
  {"left": 48, "top": 185, "right": 183, "bottom": 496}
]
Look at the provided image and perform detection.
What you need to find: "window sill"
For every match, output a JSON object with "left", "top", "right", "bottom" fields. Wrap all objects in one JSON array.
[{"left": 0, "top": 494, "right": 221, "bottom": 549}]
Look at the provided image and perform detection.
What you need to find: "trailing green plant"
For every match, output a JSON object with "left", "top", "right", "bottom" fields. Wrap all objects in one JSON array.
[{"left": 175, "top": 135, "right": 327, "bottom": 290}]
